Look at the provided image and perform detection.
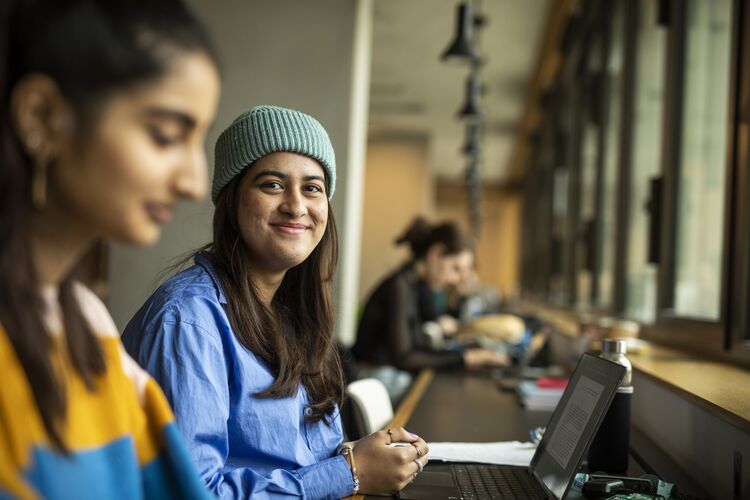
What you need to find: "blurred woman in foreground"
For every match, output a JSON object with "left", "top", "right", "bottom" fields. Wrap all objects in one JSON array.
[{"left": 0, "top": 0, "right": 220, "bottom": 497}]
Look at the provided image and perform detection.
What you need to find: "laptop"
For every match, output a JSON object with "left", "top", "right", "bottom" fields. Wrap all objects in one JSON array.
[{"left": 399, "top": 353, "right": 626, "bottom": 500}]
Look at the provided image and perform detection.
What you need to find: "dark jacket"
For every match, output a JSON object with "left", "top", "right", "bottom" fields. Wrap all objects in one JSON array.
[{"left": 352, "top": 263, "right": 464, "bottom": 372}]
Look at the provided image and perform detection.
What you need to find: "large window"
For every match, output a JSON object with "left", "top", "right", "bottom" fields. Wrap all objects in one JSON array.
[
  {"left": 518, "top": 0, "right": 745, "bottom": 360},
  {"left": 672, "top": 0, "right": 732, "bottom": 320},
  {"left": 624, "top": 0, "right": 667, "bottom": 323}
]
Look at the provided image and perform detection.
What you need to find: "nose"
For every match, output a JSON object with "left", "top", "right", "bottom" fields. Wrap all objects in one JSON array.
[
  {"left": 174, "top": 145, "right": 209, "bottom": 201},
  {"left": 279, "top": 187, "right": 307, "bottom": 218}
]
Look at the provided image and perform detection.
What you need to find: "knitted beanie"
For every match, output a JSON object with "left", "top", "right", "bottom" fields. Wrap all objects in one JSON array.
[{"left": 212, "top": 105, "right": 336, "bottom": 203}]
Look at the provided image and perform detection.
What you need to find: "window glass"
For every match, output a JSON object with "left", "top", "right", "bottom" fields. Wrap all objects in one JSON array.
[
  {"left": 673, "top": 0, "right": 732, "bottom": 319},
  {"left": 625, "top": 0, "right": 666, "bottom": 323}
]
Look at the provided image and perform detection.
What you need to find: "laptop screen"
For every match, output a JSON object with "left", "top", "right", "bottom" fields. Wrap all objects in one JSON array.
[{"left": 529, "top": 353, "right": 626, "bottom": 499}]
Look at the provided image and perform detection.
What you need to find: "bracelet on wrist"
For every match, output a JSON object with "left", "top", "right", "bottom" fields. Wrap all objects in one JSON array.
[{"left": 339, "top": 444, "right": 360, "bottom": 495}]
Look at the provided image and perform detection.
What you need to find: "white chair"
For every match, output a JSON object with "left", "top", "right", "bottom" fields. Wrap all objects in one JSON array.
[{"left": 346, "top": 378, "right": 394, "bottom": 436}]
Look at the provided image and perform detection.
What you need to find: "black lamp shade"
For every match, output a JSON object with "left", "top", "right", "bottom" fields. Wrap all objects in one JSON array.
[
  {"left": 457, "top": 75, "right": 484, "bottom": 120},
  {"left": 441, "top": 2, "right": 480, "bottom": 62}
]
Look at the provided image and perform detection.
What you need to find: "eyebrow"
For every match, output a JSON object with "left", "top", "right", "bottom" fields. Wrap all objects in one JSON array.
[
  {"left": 143, "top": 106, "right": 196, "bottom": 128},
  {"left": 252, "top": 169, "right": 326, "bottom": 183}
]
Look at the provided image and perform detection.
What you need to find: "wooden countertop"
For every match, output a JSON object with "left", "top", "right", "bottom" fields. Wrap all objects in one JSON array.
[{"left": 629, "top": 344, "right": 750, "bottom": 433}]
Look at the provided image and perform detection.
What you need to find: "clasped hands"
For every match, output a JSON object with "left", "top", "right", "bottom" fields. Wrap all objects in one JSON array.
[{"left": 346, "top": 426, "right": 430, "bottom": 495}]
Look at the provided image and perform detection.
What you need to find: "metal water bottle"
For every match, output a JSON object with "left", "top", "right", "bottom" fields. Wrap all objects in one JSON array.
[{"left": 587, "top": 339, "right": 633, "bottom": 473}]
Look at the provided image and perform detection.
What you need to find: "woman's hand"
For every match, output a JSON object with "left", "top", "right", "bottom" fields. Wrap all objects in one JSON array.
[
  {"left": 463, "top": 347, "right": 510, "bottom": 370},
  {"left": 436, "top": 315, "right": 460, "bottom": 337},
  {"left": 352, "top": 427, "right": 430, "bottom": 495}
]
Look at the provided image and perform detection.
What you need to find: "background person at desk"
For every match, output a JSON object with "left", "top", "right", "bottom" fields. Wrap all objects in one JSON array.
[
  {"left": 438, "top": 249, "right": 539, "bottom": 363},
  {"left": 440, "top": 248, "right": 501, "bottom": 324},
  {"left": 123, "top": 106, "right": 428, "bottom": 498},
  {"left": 353, "top": 217, "right": 508, "bottom": 374},
  {"left": 0, "top": 0, "right": 220, "bottom": 497}
]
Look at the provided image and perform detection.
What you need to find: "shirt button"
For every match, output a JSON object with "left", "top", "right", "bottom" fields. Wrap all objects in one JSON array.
[{"left": 304, "top": 407, "right": 313, "bottom": 417}]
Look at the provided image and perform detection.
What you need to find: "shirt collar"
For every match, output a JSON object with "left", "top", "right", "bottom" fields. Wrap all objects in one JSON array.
[{"left": 195, "top": 251, "right": 228, "bottom": 305}]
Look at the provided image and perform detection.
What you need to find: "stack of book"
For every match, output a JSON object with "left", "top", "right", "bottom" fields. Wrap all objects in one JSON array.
[{"left": 517, "top": 377, "right": 568, "bottom": 411}]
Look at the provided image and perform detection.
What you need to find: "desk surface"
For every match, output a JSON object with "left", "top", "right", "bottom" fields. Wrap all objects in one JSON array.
[
  {"left": 359, "top": 369, "right": 549, "bottom": 500},
  {"left": 405, "top": 369, "right": 551, "bottom": 442},
  {"left": 355, "top": 368, "right": 711, "bottom": 500}
]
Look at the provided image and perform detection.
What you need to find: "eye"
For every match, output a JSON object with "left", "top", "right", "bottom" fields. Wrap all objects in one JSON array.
[
  {"left": 261, "top": 180, "right": 283, "bottom": 190},
  {"left": 148, "top": 126, "right": 180, "bottom": 147},
  {"left": 304, "top": 184, "right": 324, "bottom": 194}
]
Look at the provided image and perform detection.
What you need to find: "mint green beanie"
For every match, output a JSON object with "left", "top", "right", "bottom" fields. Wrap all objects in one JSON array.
[{"left": 212, "top": 105, "right": 336, "bottom": 203}]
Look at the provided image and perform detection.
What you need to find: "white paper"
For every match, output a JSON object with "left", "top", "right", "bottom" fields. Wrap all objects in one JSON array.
[{"left": 427, "top": 441, "right": 537, "bottom": 467}]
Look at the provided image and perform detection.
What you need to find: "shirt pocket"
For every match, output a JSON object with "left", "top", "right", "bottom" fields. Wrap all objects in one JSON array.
[{"left": 303, "top": 407, "right": 344, "bottom": 461}]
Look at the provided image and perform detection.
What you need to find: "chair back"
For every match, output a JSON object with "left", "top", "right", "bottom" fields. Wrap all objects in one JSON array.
[{"left": 346, "top": 378, "right": 394, "bottom": 436}]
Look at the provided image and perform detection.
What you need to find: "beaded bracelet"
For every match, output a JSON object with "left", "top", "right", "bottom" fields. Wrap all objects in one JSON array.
[{"left": 338, "top": 444, "right": 360, "bottom": 495}]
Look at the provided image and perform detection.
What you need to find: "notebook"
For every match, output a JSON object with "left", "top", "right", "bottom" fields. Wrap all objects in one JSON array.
[{"left": 399, "top": 353, "right": 626, "bottom": 500}]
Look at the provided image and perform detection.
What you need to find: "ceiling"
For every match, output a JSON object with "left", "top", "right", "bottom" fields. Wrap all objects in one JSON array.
[{"left": 368, "top": 0, "right": 550, "bottom": 184}]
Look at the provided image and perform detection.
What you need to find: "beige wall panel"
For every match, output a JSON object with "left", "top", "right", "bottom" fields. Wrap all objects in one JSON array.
[{"left": 358, "top": 137, "right": 433, "bottom": 302}]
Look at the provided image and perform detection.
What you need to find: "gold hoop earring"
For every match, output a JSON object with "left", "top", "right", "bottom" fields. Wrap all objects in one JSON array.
[{"left": 32, "top": 155, "right": 48, "bottom": 210}]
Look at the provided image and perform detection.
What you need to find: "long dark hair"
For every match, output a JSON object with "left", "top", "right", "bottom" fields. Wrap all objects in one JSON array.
[
  {"left": 0, "top": 0, "right": 217, "bottom": 451},
  {"left": 396, "top": 216, "right": 471, "bottom": 260},
  {"left": 208, "top": 172, "right": 343, "bottom": 423}
]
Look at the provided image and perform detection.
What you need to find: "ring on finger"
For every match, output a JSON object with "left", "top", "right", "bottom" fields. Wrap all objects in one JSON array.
[
  {"left": 411, "top": 442, "right": 422, "bottom": 458},
  {"left": 413, "top": 459, "right": 424, "bottom": 474},
  {"left": 386, "top": 428, "right": 393, "bottom": 444}
]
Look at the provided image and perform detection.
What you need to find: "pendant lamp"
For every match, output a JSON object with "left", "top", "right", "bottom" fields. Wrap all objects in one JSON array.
[{"left": 440, "top": 2, "right": 480, "bottom": 63}]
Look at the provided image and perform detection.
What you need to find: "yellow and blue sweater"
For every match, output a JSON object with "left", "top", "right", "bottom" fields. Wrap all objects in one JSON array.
[{"left": 0, "top": 284, "right": 214, "bottom": 500}]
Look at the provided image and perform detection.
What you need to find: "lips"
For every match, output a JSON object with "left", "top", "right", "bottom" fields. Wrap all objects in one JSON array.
[
  {"left": 145, "top": 202, "right": 175, "bottom": 224},
  {"left": 270, "top": 222, "right": 310, "bottom": 235}
]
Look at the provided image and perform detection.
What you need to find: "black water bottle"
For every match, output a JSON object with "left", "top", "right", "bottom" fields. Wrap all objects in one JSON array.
[{"left": 587, "top": 339, "right": 632, "bottom": 473}]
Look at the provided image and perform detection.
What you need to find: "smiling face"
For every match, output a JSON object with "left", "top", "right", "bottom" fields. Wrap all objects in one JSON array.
[
  {"left": 236, "top": 151, "right": 329, "bottom": 274},
  {"left": 47, "top": 50, "right": 220, "bottom": 246}
]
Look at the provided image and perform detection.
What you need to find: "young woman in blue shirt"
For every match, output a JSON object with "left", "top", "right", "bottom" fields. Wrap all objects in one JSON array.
[
  {"left": 0, "top": 0, "right": 220, "bottom": 498},
  {"left": 123, "top": 105, "right": 429, "bottom": 499}
]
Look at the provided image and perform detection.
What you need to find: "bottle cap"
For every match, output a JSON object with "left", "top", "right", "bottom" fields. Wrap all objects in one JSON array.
[{"left": 601, "top": 338, "right": 627, "bottom": 354}]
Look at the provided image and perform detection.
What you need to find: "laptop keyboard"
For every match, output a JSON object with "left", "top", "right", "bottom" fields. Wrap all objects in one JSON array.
[{"left": 452, "top": 464, "right": 544, "bottom": 499}]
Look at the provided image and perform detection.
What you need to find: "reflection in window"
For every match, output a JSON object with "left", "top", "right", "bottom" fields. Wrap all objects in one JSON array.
[
  {"left": 673, "top": 0, "right": 731, "bottom": 319},
  {"left": 597, "top": 1, "right": 626, "bottom": 308},
  {"left": 625, "top": 0, "right": 666, "bottom": 323}
]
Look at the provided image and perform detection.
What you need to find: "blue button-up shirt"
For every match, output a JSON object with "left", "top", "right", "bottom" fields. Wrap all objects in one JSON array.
[{"left": 122, "top": 253, "right": 353, "bottom": 499}]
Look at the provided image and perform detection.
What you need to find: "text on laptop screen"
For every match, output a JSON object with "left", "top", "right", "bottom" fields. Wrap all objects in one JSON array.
[{"left": 529, "top": 354, "right": 625, "bottom": 499}]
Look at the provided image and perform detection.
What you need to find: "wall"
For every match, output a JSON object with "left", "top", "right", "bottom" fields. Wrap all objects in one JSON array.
[
  {"left": 107, "top": 0, "right": 372, "bottom": 346},
  {"left": 358, "top": 135, "right": 434, "bottom": 302},
  {"left": 632, "top": 372, "right": 750, "bottom": 498},
  {"left": 434, "top": 183, "right": 521, "bottom": 299},
  {"left": 498, "top": 193, "right": 521, "bottom": 298}
]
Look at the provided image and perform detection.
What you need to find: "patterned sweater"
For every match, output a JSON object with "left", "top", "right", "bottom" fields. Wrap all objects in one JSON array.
[{"left": 0, "top": 283, "right": 213, "bottom": 500}]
